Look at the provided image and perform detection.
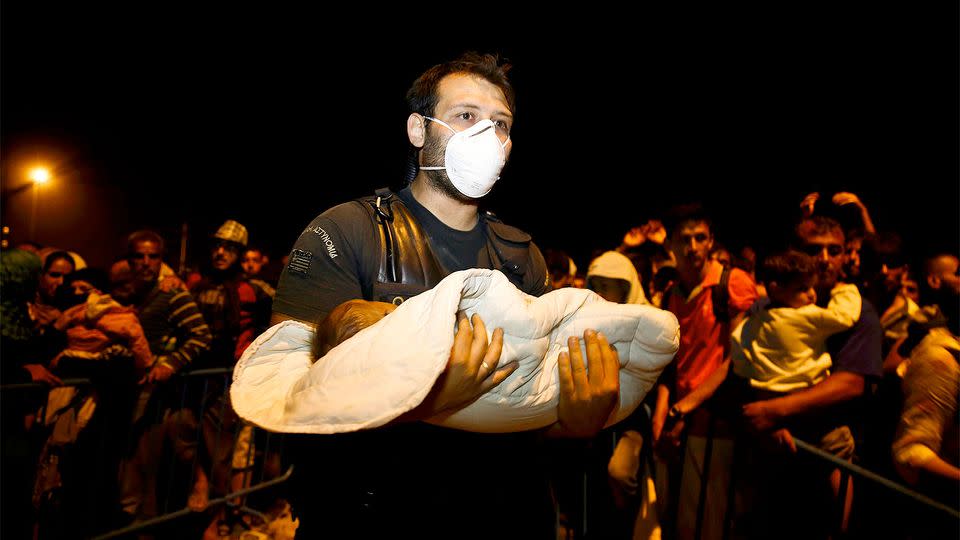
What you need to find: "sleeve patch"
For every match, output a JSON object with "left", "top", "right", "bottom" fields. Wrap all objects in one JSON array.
[{"left": 288, "top": 249, "right": 313, "bottom": 275}]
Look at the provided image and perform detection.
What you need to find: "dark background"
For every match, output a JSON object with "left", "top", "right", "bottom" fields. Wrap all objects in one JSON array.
[{"left": 2, "top": 5, "right": 957, "bottom": 271}]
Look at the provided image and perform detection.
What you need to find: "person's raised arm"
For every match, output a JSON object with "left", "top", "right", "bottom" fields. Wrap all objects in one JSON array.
[{"left": 832, "top": 192, "right": 876, "bottom": 235}]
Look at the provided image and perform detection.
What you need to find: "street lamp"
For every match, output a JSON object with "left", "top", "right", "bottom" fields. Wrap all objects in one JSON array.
[{"left": 28, "top": 167, "right": 50, "bottom": 241}]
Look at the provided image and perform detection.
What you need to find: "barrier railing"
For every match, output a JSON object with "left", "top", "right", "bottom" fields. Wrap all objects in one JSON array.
[
  {"left": 793, "top": 437, "right": 960, "bottom": 521},
  {"left": 3, "top": 366, "right": 292, "bottom": 539},
  {"left": 8, "top": 367, "right": 957, "bottom": 539}
]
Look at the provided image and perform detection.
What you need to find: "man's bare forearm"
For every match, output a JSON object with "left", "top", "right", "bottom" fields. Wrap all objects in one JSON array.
[{"left": 756, "top": 371, "right": 865, "bottom": 419}]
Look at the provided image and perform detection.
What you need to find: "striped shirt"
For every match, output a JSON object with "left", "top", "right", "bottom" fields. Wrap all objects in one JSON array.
[{"left": 137, "top": 286, "right": 212, "bottom": 371}]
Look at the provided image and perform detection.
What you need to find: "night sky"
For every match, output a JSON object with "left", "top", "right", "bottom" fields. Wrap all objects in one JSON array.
[{"left": 2, "top": 5, "right": 957, "bottom": 271}]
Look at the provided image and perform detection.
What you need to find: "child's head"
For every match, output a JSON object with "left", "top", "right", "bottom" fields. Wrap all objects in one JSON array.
[
  {"left": 109, "top": 260, "right": 137, "bottom": 305},
  {"left": 762, "top": 251, "right": 818, "bottom": 309},
  {"left": 310, "top": 300, "right": 398, "bottom": 360}
]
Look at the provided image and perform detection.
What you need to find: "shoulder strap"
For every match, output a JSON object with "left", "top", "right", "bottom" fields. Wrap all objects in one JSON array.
[
  {"left": 713, "top": 266, "right": 731, "bottom": 323},
  {"left": 367, "top": 188, "right": 398, "bottom": 282},
  {"left": 357, "top": 187, "right": 445, "bottom": 302},
  {"left": 661, "top": 284, "right": 675, "bottom": 311}
]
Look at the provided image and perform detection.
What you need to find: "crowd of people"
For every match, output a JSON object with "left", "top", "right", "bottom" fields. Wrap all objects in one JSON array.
[
  {"left": 2, "top": 221, "right": 285, "bottom": 539},
  {"left": 1, "top": 51, "right": 957, "bottom": 540}
]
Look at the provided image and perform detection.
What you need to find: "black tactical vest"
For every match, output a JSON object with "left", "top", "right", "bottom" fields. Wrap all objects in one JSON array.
[{"left": 356, "top": 188, "right": 542, "bottom": 306}]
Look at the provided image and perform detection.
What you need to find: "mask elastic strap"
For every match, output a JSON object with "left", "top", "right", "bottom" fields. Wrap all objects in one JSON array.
[
  {"left": 422, "top": 116, "right": 456, "bottom": 134},
  {"left": 419, "top": 116, "right": 452, "bottom": 171}
]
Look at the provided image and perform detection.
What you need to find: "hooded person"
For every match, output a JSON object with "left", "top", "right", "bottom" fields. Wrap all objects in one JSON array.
[{"left": 586, "top": 250, "right": 649, "bottom": 305}]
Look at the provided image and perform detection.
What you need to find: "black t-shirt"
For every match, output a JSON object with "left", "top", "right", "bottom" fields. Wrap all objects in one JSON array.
[
  {"left": 395, "top": 187, "right": 489, "bottom": 273},
  {"left": 273, "top": 186, "right": 545, "bottom": 323},
  {"left": 273, "top": 187, "right": 555, "bottom": 538}
]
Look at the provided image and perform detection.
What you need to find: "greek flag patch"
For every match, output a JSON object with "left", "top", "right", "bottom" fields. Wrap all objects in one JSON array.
[{"left": 288, "top": 249, "right": 312, "bottom": 275}]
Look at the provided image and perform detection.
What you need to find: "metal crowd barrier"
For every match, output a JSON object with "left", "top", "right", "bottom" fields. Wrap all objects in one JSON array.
[
  {"left": 792, "top": 437, "right": 960, "bottom": 521},
  {"left": 8, "top": 365, "right": 958, "bottom": 539},
  {"left": 2, "top": 366, "right": 292, "bottom": 539},
  {"left": 670, "top": 428, "right": 960, "bottom": 539}
]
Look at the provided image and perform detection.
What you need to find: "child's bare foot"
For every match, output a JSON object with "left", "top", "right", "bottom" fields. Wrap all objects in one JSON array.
[
  {"left": 202, "top": 510, "right": 228, "bottom": 540},
  {"left": 188, "top": 468, "right": 210, "bottom": 511}
]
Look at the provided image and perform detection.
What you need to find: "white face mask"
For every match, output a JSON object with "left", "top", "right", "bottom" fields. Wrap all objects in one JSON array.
[{"left": 420, "top": 116, "right": 509, "bottom": 199}]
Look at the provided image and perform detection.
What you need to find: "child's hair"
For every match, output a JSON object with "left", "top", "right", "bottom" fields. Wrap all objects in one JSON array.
[
  {"left": 760, "top": 250, "right": 816, "bottom": 287},
  {"left": 68, "top": 267, "right": 111, "bottom": 293},
  {"left": 311, "top": 300, "right": 397, "bottom": 360}
]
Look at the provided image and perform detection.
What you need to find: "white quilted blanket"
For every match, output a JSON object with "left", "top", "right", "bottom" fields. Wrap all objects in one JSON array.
[{"left": 231, "top": 269, "right": 678, "bottom": 434}]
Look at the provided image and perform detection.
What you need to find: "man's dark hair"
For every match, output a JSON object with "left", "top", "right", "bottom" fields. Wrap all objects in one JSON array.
[
  {"left": 126, "top": 230, "right": 165, "bottom": 255},
  {"left": 861, "top": 231, "right": 905, "bottom": 272},
  {"left": 543, "top": 248, "right": 573, "bottom": 280},
  {"left": 761, "top": 250, "right": 816, "bottom": 286},
  {"left": 664, "top": 202, "right": 713, "bottom": 238},
  {"left": 792, "top": 216, "right": 844, "bottom": 248},
  {"left": 405, "top": 52, "right": 516, "bottom": 119}
]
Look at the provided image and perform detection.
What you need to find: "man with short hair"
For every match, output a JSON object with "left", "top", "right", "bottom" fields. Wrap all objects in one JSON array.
[
  {"left": 117, "top": 230, "right": 212, "bottom": 524},
  {"left": 267, "top": 52, "right": 620, "bottom": 539},
  {"left": 241, "top": 246, "right": 278, "bottom": 292},
  {"left": 189, "top": 220, "right": 273, "bottom": 365},
  {"left": 123, "top": 230, "right": 211, "bottom": 381},
  {"left": 739, "top": 216, "right": 883, "bottom": 538},
  {"left": 241, "top": 246, "right": 267, "bottom": 277},
  {"left": 183, "top": 220, "right": 274, "bottom": 530},
  {"left": 651, "top": 206, "right": 758, "bottom": 540},
  {"left": 892, "top": 253, "right": 959, "bottom": 484}
]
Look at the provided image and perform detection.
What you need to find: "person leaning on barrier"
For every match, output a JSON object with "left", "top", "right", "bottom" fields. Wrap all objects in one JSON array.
[
  {"left": 650, "top": 204, "right": 759, "bottom": 540},
  {"left": 269, "top": 51, "right": 621, "bottom": 539},
  {"left": 738, "top": 216, "right": 883, "bottom": 537},
  {"left": 892, "top": 254, "right": 960, "bottom": 497}
]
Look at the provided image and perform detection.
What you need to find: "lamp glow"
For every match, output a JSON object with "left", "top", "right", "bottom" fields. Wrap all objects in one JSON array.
[{"left": 29, "top": 167, "right": 50, "bottom": 184}]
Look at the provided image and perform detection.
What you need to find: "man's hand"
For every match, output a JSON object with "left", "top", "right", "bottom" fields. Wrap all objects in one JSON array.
[
  {"left": 654, "top": 417, "right": 685, "bottom": 463},
  {"left": 832, "top": 191, "right": 876, "bottom": 234},
  {"left": 140, "top": 363, "right": 176, "bottom": 384},
  {"left": 642, "top": 220, "right": 667, "bottom": 244},
  {"left": 800, "top": 192, "right": 820, "bottom": 218},
  {"left": 742, "top": 400, "right": 783, "bottom": 432},
  {"left": 552, "top": 330, "right": 620, "bottom": 438},
  {"left": 769, "top": 428, "right": 797, "bottom": 453},
  {"left": 831, "top": 192, "right": 863, "bottom": 209},
  {"left": 417, "top": 313, "right": 515, "bottom": 417},
  {"left": 159, "top": 274, "right": 186, "bottom": 293},
  {"left": 23, "top": 364, "right": 62, "bottom": 386},
  {"left": 621, "top": 227, "right": 646, "bottom": 249}
]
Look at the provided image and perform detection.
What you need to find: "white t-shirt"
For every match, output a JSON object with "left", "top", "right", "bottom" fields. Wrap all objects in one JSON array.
[{"left": 731, "top": 283, "right": 861, "bottom": 392}]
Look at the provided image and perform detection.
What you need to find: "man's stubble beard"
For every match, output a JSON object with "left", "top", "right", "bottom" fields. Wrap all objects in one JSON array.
[{"left": 420, "top": 129, "right": 474, "bottom": 204}]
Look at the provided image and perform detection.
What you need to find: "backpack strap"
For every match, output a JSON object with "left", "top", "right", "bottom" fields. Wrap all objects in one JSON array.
[
  {"left": 713, "top": 266, "right": 731, "bottom": 323},
  {"left": 357, "top": 187, "right": 446, "bottom": 305},
  {"left": 481, "top": 210, "right": 545, "bottom": 294},
  {"left": 370, "top": 188, "right": 398, "bottom": 283},
  {"left": 662, "top": 266, "right": 731, "bottom": 323}
]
